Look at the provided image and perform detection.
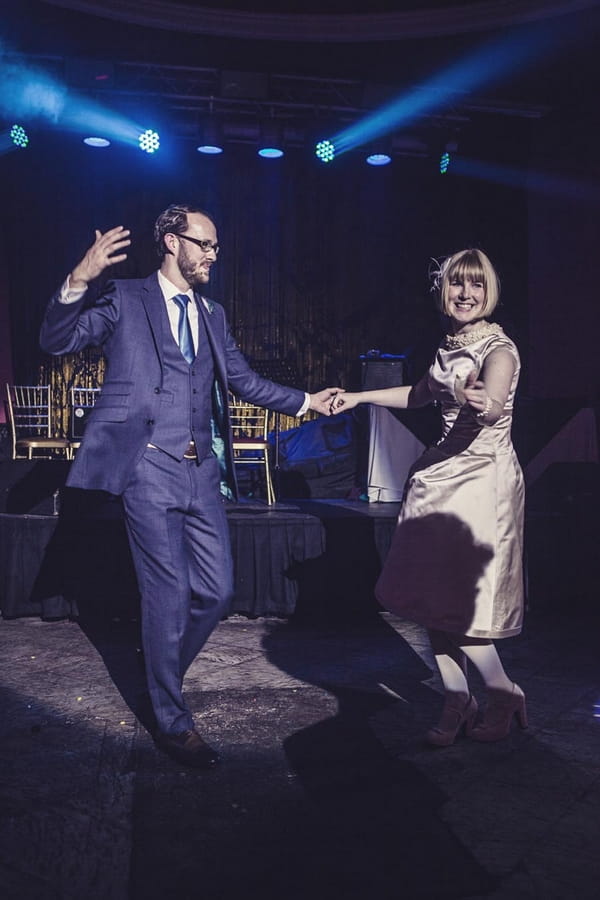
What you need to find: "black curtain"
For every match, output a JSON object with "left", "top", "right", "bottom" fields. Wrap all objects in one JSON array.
[{"left": 3, "top": 130, "right": 529, "bottom": 391}]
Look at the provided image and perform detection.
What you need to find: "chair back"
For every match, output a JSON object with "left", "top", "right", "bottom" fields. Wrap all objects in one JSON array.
[
  {"left": 6, "top": 383, "right": 72, "bottom": 460},
  {"left": 6, "top": 384, "right": 52, "bottom": 451},
  {"left": 229, "top": 396, "right": 271, "bottom": 442},
  {"left": 228, "top": 395, "right": 275, "bottom": 503}
]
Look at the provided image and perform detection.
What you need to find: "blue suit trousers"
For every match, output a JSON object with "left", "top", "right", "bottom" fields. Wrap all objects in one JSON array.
[{"left": 122, "top": 447, "right": 233, "bottom": 735}]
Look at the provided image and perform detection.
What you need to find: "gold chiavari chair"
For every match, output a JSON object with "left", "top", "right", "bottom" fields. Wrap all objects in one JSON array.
[
  {"left": 228, "top": 395, "right": 275, "bottom": 505},
  {"left": 5, "top": 384, "right": 71, "bottom": 460}
]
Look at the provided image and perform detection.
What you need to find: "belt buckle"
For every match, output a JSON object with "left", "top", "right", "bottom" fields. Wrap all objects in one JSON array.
[{"left": 183, "top": 441, "right": 196, "bottom": 460}]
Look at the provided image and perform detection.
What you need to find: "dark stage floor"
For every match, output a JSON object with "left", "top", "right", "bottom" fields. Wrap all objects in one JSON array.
[
  {"left": 1, "top": 600, "right": 600, "bottom": 899},
  {"left": 1, "top": 491, "right": 600, "bottom": 898}
]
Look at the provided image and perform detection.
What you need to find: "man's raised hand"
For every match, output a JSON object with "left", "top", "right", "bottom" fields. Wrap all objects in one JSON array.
[{"left": 70, "top": 226, "right": 131, "bottom": 290}]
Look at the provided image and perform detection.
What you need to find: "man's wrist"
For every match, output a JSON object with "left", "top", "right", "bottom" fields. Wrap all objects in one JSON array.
[
  {"left": 59, "top": 274, "right": 88, "bottom": 305},
  {"left": 69, "top": 270, "right": 89, "bottom": 291},
  {"left": 296, "top": 393, "right": 311, "bottom": 417}
]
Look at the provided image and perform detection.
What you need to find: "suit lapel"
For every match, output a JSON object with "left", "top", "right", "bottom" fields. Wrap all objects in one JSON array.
[
  {"left": 196, "top": 293, "right": 225, "bottom": 377},
  {"left": 141, "top": 272, "right": 167, "bottom": 365},
  {"left": 195, "top": 293, "right": 234, "bottom": 496}
]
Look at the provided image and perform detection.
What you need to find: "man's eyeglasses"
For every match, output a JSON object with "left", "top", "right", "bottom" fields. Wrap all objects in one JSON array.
[{"left": 175, "top": 233, "right": 220, "bottom": 255}]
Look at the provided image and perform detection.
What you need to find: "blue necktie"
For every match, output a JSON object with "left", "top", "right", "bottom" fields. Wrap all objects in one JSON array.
[{"left": 172, "top": 293, "right": 194, "bottom": 364}]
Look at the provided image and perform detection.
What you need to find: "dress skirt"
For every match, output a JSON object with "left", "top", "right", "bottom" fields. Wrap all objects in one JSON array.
[{"left": 375, "top": 327, "right": 525, "bottom": 639}]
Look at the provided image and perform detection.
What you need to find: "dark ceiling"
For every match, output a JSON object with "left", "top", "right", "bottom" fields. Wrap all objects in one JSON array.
[
  {"left": 73, "top": 0, "right": 493, "bottom": 11},
  {"left": 2, "top": 0, "right": 600, "bottom": 161},
  {"left": 3, "top": 1, "right": 594, "bottom": 101}
]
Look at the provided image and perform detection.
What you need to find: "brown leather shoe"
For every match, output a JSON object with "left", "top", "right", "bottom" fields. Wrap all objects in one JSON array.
[
  {"left": 469, "top": 683, "right": 528, "bottom": 742},
  {"left": 155, "top": 729, "right": 220, "bottom": 769},
  {"left": 425, "top": 692, "right": 478, "bottom": 747}
]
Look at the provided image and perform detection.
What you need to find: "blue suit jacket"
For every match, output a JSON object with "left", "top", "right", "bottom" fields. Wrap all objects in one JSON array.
[{"left": 40, "top": 272, "right": 305, "bottom": 497}]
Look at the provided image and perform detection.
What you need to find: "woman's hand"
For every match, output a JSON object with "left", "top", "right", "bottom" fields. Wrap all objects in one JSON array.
[
  {"left": 331, "top": 391, "right": 360, "bottom": 414},
  {"left": 308, "top": 388, "right": 345, "bottom": 416}
]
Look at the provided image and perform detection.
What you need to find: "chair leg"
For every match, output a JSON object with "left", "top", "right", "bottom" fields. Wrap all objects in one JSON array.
[{"left": 264, "top": 458, "right": 275, "bottom": 505}]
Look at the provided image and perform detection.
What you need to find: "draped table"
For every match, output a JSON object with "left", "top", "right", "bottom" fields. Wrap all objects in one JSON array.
[{"left": 0, "top": 502, "right": 326, "bottom": 621}]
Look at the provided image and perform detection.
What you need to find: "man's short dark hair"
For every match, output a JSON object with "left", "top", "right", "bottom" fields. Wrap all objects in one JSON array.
[{"left": 153, "top": 204, "right": 216, "bottom": 259}]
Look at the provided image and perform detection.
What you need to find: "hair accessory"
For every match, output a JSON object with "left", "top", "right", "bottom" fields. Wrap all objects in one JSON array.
[{"left": 428, "top": 256, "right": 448, "bottom": 294}]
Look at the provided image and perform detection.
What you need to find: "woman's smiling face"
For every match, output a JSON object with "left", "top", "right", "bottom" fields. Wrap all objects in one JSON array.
[{"left": 447, "top": 275, "right": 486, "bottom": 332}]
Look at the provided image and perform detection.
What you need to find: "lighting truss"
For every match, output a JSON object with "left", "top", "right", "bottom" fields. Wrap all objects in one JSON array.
[{"left": 3, "top": 52, "right": 550, "bottom": 151}]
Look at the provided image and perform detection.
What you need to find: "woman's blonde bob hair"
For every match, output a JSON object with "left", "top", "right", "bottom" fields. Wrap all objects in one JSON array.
[{"left": 435, "top": 248, "right": 500, "bottom": 317}]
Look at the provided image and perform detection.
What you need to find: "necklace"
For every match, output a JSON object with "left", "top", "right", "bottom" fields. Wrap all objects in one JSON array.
[{"left": 443, "top": 321, "right": 503, "bottom": 350}]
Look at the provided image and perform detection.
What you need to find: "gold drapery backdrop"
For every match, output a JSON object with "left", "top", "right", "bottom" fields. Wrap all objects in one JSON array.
[
  {"left": 40, "top": 350, "right": 106, "bottom": 438},
  {"left": 39, "top": 350, "right": 311, "bottom": 438}
]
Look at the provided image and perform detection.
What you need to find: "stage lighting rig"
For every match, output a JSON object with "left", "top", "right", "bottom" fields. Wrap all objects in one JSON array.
[
  {"left": 365, "top": 137, "right": 392, "bottom": 166},
  {"left": 258, "top": 120, "right": 284, "bottom": 159},
  {"left": 197, "top": 118, "right": 224, "bottom": 155},
  {"left": 0, "top": 123, "right": 29, "bottom": 155},
  {"left": 315, "top": 139, "right": 335, "bottom": 163},
  {"left": 10, "top": 124, "right": 29, "bottom": 148},
  {"left": 439, "top": 151, "right": 451, "bottom": 173},
  {"left": 366, "top": 152, "right": 391, "bottom": 166},
  {"left": 439, "top": 136, "right": 458, "bottom": 174},
  {"left": 138, "top": 129, "right": 160, "bottom": 154},
  {"left": 83, "top": 136, "right": 111, "bottom": 147}
]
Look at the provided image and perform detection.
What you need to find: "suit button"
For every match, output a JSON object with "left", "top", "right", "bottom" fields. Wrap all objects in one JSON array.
[
  {"left": 147, "top": 419, "right": 155, "bottom": 426},
  {"left": 192, "top": 408, "right": 197, "bottom": 413},
  {"left": 192, "top": 389, "right": 197, "bottom": 394},
  {"left": 191, "top": 370, "right": 196, "bottom": 376},
  {"left": 154, "top": 387, "right": 161, "bottom": 394}
]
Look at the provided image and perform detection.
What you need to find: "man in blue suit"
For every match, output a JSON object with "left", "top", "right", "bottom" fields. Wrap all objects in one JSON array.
[{"left": 40, "top": 203, "right": 340, "bottom": 768}]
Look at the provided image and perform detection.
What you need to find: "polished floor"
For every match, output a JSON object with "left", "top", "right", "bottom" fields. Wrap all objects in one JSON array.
[{"left": 1, "top": 598, "right": 599, "bottom": 899}]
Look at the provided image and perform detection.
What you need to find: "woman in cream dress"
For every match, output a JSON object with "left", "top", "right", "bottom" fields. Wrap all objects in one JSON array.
[{"left": 333, "top": 249, "right": 527, "bottom": 745}]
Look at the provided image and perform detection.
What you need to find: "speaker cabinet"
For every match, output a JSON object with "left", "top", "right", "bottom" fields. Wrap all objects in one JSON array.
[{"left": 361, "top": 357, "right": 405, "bottom": 390}]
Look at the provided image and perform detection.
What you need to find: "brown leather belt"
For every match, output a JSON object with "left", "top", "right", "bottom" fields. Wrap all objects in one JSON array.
[{"left": 147, "top": 441, "right": 197, "bottom": 459}]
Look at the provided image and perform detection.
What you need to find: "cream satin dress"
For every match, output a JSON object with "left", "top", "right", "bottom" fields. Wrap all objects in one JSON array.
[{"left": 376, "top": 323, "right": 524, "bottom": 639}]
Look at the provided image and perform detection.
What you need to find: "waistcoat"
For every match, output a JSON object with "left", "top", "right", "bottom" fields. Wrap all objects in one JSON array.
[{"left": 150, "top": 299, "right": 215, "bottom": 459}]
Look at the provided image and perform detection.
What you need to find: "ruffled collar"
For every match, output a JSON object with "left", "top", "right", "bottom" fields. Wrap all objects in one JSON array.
[{"left": 442, "top": 321, "right": 503, "bottom": 350}]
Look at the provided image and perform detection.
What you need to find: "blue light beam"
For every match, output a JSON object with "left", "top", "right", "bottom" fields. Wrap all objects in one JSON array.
[
  {"left": 332, "top": 20, "right": 570, "bottom": 155},
  {"left": 448, "top": 155, "right": 600, "bottom": 204},
  {"left": 0, "top": 44, "right": 151, "bottom": 148}
]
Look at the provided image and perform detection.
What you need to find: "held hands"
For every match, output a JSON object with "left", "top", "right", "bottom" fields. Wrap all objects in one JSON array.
[
  {"left": 308, "top": 388, "right": 345, "bottom": 416},
  {"left": 70, "top": 226, "right": 131, "bottom": 290},
  {"left": 330, "top": 392, "right": 360, "bottom": 414}
]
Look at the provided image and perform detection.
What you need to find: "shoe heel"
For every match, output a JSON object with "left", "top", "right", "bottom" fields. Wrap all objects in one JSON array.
[
  {"left": 426, "top": 693, "right": 478, "bottom": 747},
  {"left": 469, "top": 683, "right": 528, "bottom": 743},
  {"left": 515, "top": 696, "right": 528, "bottom": 730},
  {"left": 464, "top": 704, "right": 478, "bottom": 737}
]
